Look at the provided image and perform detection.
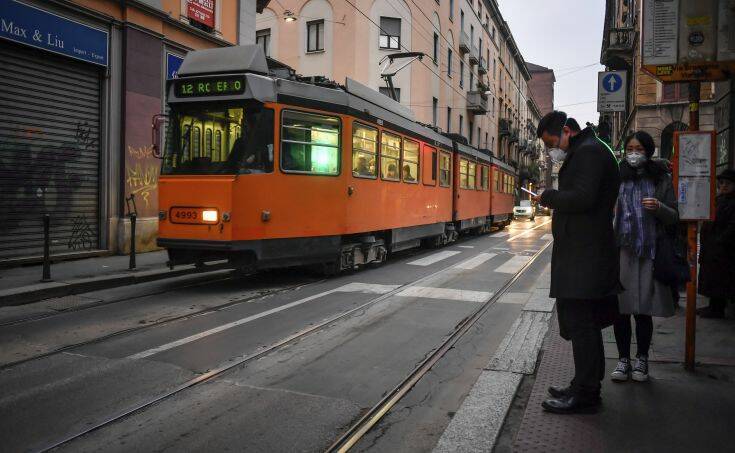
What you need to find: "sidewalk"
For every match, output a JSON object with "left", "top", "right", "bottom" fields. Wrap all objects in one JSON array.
[
  {"left": 433, "top": 271, "right": 735, "bottom": 453},
  {"left": 0, "top": 251, "right": 229, "bottom": 306}
]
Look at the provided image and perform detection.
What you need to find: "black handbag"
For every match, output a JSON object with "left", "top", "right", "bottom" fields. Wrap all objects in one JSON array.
[{"left": 653, "top": 226, "right": 691, "bottom": 286}]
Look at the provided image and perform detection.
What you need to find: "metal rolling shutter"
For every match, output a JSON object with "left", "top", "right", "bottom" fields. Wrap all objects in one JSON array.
[{"left": 0, "top": 42, "right": 101, "bottom": 260}]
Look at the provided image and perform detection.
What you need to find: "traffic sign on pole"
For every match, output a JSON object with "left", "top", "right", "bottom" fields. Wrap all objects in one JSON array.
[{"left": 597, "top": 70, "right": 627, "bottom": 112}]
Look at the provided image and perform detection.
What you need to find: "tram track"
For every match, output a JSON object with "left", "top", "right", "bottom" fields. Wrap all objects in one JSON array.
[
  {"left": 326, "top": 239, "right": 553, "bottom": 453},
  {"left": 34, "top": 230, "right": 551, "bottom": 453}
]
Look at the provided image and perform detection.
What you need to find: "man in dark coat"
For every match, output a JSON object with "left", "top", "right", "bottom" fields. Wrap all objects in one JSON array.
[
  {"left": 698, "top": 169, "right": 735, "bottom": 318},
  {"left": 533, "top": 111, "right": 622, "bottom": 414}
]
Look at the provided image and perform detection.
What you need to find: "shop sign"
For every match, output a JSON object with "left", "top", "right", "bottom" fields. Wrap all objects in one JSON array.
[
  {"left": 187, "top": 0, "right": 215, "bottom": 28},
  {"left": 0, "top": 0, "right": 108, "bottom": 66}
]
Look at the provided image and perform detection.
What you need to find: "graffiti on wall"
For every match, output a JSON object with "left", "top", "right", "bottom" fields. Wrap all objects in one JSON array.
[{"left": 126, "top": 145, "right": 159, "bottom": 208}]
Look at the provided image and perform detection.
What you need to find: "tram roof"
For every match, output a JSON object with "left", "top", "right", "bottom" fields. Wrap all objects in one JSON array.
[{"left": 169, "top": 45, "right": 520, "bottom": 165}]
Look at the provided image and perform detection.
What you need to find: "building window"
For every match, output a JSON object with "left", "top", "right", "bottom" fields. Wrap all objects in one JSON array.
[
  {"left": 447, "top": 48, "right": 453, "bottom": 77},
  {"left": 432, "top": 97, "right": 438, "bottom": 127},
  {"left": 447, "top": 107, "right": 452, "bottom": 133},
  {"left": 402, "top": 139, "right": 419, "bottom": 183},
  {"left": 469, "top": 120, "right": 474, "bottom": 144},
  {"left": 256, "top": 29, "right": 271, "bottom": 57},
  {"left": 378, "top": 86, "right": 401, "bottom": 102},
  {"left": 307, "top": 20, "right": 325, "bottom": 52},
  {"left": 459, "top": 60, "right": 465, "bottom": 88},
  {"left": 380, "top": 17, "right": 401, "bottom": 49},
  {"left": 439, "top": 152, "right": 451, "bottom": 187},
  {"left": 491, "top": 136, "right": 495, "bottom": 153},
  {"left": 662, "top": 82, "right": 690, "bottom": 102},
  {"left": 352, "top": 123, "right": 378, "bottom": 178},
  {"left": 470, "top": 72, "right": 474, "bottom": 91},
  {"left": 484, "top": 132, "right": 488, "bottom": 149},
  {"left": 433, "top": 32, "right": 439, "bottom": 65},
  {"left": 459, "top": 114, "right": 463, "bottom": 136},
  {"left": 449, "top": 0, "right": 454, "bottom": 21},
  {"left": 381, "top": 131, "right": 401, "bottom": 180},
  {"left": 281, "top": 110, "right": 340, "bottom": 174}
]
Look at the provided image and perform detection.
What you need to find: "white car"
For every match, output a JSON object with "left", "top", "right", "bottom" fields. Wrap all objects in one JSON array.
[{"left": 513, "top": 200, "right": 535, "bottom": 221}]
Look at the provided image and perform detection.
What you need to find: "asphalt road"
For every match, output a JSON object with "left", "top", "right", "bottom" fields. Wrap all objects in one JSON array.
[{"left": 0, "top": 219, "right": 552, "bottom": 453}]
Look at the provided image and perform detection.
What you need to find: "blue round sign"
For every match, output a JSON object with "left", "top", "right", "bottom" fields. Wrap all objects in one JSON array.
[{"left": 602, "top": 73, "right": 623, "bottom": 93}]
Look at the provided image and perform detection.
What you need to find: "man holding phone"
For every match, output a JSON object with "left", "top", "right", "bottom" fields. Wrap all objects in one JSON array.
[{"left": 533, "top": 111, "right": 622, "bottom": 414}]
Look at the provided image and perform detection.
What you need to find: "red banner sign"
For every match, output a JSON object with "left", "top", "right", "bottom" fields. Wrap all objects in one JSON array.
[{"left": 188, "top": 0, "right": 215, "bottom": 28}]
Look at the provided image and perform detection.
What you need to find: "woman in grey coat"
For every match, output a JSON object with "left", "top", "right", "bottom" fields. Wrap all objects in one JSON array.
[{"left": 612, "top": 131, "right": 678, "bottom": 382}]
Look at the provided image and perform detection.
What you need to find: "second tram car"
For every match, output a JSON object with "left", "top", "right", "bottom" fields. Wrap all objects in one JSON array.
[{"left": 157, "top": 46, "right": 518, "bottom": 273}]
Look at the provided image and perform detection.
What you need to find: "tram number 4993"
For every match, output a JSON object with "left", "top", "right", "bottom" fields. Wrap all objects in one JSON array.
[{"left": 170, "top": 208, "right": 201, "bottom": 224}]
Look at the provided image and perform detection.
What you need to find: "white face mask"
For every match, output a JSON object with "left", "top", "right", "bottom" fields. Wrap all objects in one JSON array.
[
  {"left": 625, "top": 152, "right": 646, "bottom": 168},
  {"left": 548, "top": 148, "right": 566, "bottom": 163}
]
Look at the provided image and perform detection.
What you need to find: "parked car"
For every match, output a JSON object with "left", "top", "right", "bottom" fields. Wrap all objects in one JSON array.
[{"left": 513, "top": 200, "right": 535, "bottom": 221}]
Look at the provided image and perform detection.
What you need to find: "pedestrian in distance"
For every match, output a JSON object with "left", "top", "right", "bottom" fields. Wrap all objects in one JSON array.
[
  {"left": 697, "top": 169, "right": 735, "bottom": 318},
  {"left": 611, "top": 131, "right": 678, "bottom": 383},
  {"left": 533, "top": 110, "right": 622, "bottom": 414}
]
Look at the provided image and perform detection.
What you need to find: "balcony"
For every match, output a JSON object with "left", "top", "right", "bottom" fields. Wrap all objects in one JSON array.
[
  {"left": 499, "top": 118, "right": 510, "bottom": 136},
  {"left": 518, "top": 138, "right": 528, "bottom": 150},
  {"left": 509, "top": 128, "right": 519, "bottom": 143},
  {"left": 466, "top": 91, "right": 488, "bottom": 114},
  {"left": 601, "top": 26, "right": 635, "bottom": 68},
  {"left": 459, "top": 31, "right": 470, "bottom": 54},
  {"left": 478, "top": 56, "right": 487, "bottom": 75},
  {"left": 469, "top": 45, "right": 479, "bottom": 65}
]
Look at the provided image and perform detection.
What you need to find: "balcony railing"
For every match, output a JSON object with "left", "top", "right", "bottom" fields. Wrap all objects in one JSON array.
[
  {"left": 469, "top": 45, "right": 479, "bottom": 65},
  {"left": 466, "top": 91, "right": 488, "bottom": 114},
  {"left": 509, "top": 128, "right": 519, "bottom": 143},
  {"left": 478, "top": 56, "right": 487, "bottom": 75},
  {"left": 459, "top": 31, "right": 470, "bottom": 54},
  {"left": 499, "top": 118, "right": 510, "bottom": 136},
  {"left": 607, "top": 27, "right": 635, "bottom": 52}
]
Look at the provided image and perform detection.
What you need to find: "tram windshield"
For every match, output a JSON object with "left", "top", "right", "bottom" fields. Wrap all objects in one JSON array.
[{"left": 162, "top": 103, "right": 274, "bottom": 175}]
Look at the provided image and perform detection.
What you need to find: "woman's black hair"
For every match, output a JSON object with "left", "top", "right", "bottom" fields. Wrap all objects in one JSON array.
[{"left": 624, "top": 130, "right": 656, "bottom": 158}]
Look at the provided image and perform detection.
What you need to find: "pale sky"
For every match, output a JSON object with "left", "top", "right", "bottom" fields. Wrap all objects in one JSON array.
[{"left": 497, "top": 0, "right": 606, "bottom": 126}]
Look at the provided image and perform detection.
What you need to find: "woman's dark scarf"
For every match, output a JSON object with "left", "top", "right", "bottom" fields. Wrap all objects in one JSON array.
[{"left": 615, "top": 160, "right": 667, "bottom": 259}]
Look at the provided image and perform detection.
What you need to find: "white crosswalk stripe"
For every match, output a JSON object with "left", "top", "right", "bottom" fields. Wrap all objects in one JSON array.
[
  {"left": 542, "top": 234, "right": 553, "bottom": 240},
  {"left": 397, "top": 286, "right": 492, "bottom": 303},
  {"left": 455, "top": 253, "right": 497, "bottom": 270},
  {"left": 407, "top": 250, "right": 461, "bottom": 266},
  {"left": 494, "top": 255, "right": 531, "bottom": 274}
]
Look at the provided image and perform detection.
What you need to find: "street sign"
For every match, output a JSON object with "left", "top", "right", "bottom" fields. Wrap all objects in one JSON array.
[
  {"left": 597, "top": 70, "right": 626, "bottom": 112},
  {"left": 642, "top": 0, "right": 735, "bottom": 82}
]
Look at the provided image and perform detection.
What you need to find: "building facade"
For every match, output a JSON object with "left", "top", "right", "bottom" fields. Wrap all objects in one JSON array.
[
  {"left": 526, "top": 62, "right": 555, "bottom": 190},
  {"left": 256, "top": 0, "right": 543, "bottom": 192},
  {"left": 600, "top": 0, "right": 732, "bottom": 175},
  {"left": 0, "top": 0, "right": 266, "bottom": 262}
]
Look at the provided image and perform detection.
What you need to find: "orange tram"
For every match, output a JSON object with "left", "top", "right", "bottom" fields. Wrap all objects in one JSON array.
[{"left": 157, "top": 46, "right": 517, "bottom": 273}]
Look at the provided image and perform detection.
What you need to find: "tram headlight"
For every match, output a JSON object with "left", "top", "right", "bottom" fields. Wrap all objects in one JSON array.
[{"left": 202, "top": 210, "right": 218, "bottom": 223}]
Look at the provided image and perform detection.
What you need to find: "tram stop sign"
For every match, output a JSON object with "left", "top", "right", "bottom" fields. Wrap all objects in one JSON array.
[{"left": 597, "top": 70, "right": 627, "bottom": 113}]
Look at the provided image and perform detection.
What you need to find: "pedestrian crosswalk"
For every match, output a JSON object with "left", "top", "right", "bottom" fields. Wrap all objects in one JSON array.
[
  {"left": 455, "top": 253, "right": 497, "bottom": 270},
  {"left": 494, "top": 255, "right": 532, "bottom": 274},
  {"left": 407, "top": 250, "right": 461, "bottom": 266}
]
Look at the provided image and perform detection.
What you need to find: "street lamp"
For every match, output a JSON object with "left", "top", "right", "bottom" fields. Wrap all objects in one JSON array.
[{"left": 283, "top": 10, "right": 297, "bottom": 21}]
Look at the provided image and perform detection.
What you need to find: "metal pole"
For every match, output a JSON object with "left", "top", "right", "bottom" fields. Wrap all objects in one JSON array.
[
  {"left": 129, "top": 213, "right": 137, "bottom": 270},
  {"left": 41, "top": 214, "right": 52, "bottom": 282},
  {"left": 684, "top": 81, "right": 701, "bottom": 371}
]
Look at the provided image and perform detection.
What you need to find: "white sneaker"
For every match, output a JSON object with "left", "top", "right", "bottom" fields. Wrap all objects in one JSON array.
[
  {"left": 632, "top": 356, "right": 649, "bottom": 382},
  {"left": 611, "top": 358, "right": 631, "bottom": 382}
]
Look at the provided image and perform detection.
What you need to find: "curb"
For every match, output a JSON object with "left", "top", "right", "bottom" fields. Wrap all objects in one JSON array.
[
  {"left": 0, "top": 263, "right": 233, "bottom": 307},
  {"left": 433, "top": 268, "right": 555, "bottom": 453}
]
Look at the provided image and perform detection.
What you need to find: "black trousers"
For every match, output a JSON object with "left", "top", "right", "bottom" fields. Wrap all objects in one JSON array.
[
  {"left": 613, "top": 314, "right": 653, "bottom": 359},
  {"left": 557, "top": 298, "right": 611, "bottom": 397}
]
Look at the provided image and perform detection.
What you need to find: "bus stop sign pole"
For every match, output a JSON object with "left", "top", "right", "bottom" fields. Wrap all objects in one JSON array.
[{"left": 684, "top": 81, "right": 700, "bottom": 371}]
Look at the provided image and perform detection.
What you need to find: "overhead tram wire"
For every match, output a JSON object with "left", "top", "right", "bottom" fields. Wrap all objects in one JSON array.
[{"left": 340, "top": 0, "right": 479, "bottom": 110}]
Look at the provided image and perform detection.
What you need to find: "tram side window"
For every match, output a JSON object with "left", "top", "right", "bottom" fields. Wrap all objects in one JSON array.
[
  {"left": 468, "top": 162, "right": 477, "bottom": 189},
  {"left": 459, "top": 158, "right": 469, "bottom": 189},
  {"left": 481, "top": 165, "right": 489, "bottom": 191},
  {"left": 281, "top": 110, "right": 340, "bottom": 175},
  {"left": 494, "top": 170, "right": 500, "bottom": 191},
  {"left": 402, "top": 139, "right": 419, "bottom": 183},
  {"left": 163, "top": 106, "right": 274, "bottom": 175},
  {"left": 381, "top": 131, "right": 401, "bottom": 181},
  {"left": 352, "top": 123, "right": 378, "bottom": 178},
  {"left": 439, "top": 152, "right": 451, "bottom": 187}
]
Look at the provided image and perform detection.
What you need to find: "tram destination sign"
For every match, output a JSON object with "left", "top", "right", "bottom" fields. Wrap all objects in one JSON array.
[{"left": 175, "top": 76, "right": 246, "bottom": 97}]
